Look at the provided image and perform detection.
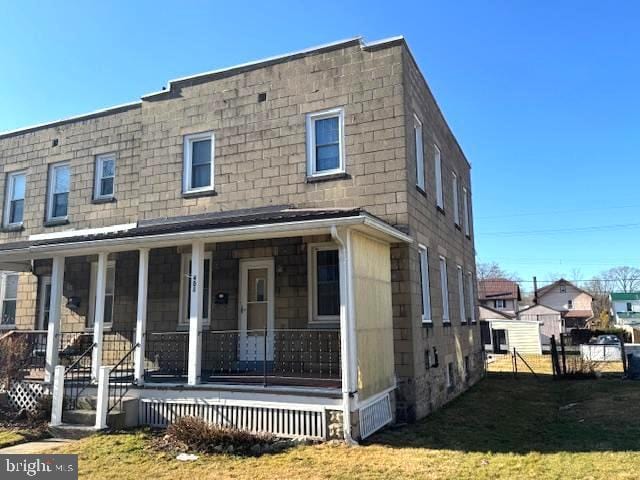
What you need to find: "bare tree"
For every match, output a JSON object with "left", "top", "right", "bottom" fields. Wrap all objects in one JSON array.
[
  {"left": 476, "top": 261, "right": 519, "bottom": 281},
  {"left": 602, "top": 266, "right": 640, "bottom": 293},
  {"left": 584, "top": 277, "right": 612, "bottom": 321}
]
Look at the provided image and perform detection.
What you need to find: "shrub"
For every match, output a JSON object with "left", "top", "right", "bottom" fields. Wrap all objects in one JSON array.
[
  {"left": 159, "top": 416, "right": 280, "bottom": 456},
  {"left": 0, "top": 335, "right": 29, "bottom": 390}
]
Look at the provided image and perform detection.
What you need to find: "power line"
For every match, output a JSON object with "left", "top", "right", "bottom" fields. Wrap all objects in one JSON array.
[
  {"left": 476, "top": 203, "right": 640, "bottom": 220},
  {"left": 478, "top": 221, "right": 640, "bottom": 236}
]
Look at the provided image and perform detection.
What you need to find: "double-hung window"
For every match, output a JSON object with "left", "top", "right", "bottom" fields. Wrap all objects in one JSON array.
[
  {"left": 0, "top": 272, "right": 19, "bottom": 327},
  {"left": 452, "top": 172, "right": 460, "bottom": 226},
  {"left": 419, "top": 246, "right": 431, "bottom": 323},
  {"left": 439, "top": 256, "right": 450, "bottom": 323},
  {"left": 462, "top": 186, "right": 470, "bottom": 237},
  {"left": 4, "top": 171, "right": 26, "bottom": 227},
  {"left": 183, "top": 132, "right": 215, "bottom": 194},
  {"left": 94, "top": 153, "right": 115, "bottom": 200},
  {"left": 414, "top": 115, "right": 425, "bottom": 190},
  {"left": 434, "top": 145, "right": 443, "bottom": 209},
  {"left": 309, "top": 243, "right": 340, "bottom": 324},
  {"left": 88, "top": 261, "right": 116, "bottom": 329},
  {"left": 306, "top": 108, "right": 345, "bottom": 177},
  {"left": 467, "top": 272, "right": 476, "bottom": 323},
  {"left": 47, "top": 163, "right": 70, "bottom": 222},
  {"left": 457, "top": 265, "right": 466, "bottom": 323},
  {"left": 179, "top": 252, "right": 213, "bottom": 326}
]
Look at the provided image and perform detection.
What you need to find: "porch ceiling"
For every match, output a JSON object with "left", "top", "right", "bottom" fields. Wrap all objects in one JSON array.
[{"left": 0, "top": 206, "right": 412, "bottom": 261}]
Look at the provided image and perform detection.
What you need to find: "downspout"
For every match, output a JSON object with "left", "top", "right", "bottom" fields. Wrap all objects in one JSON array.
[{"left": 331, "top": 225, "right": 357, "bottom": 445}]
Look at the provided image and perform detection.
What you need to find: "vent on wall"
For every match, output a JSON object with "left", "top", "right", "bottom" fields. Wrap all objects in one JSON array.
[
  {"left": 359, "top": 393, "right": 393, "bottom": 439},
  {"left": 139, "top": 399, "right": 328, "bottom": 440}
]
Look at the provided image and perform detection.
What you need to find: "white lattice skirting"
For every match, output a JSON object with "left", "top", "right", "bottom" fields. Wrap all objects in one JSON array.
[
  {"left": 140, "top": 399, "right": 329, "bottom": 440},
  {"left": 8, "top": 381, "right": 50, "bottom": 412},
  {"left": 359, "top": 393, "right": 393, "bottom": 439}
]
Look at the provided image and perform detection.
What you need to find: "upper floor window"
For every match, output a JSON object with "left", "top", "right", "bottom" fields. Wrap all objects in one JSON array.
[
  {"left": 308, "top": 243, "right": 340, "bottom": 324},
  {"left": 94, "top": 153, "right": 115, "bottom": 200},
  {"left": 306, "top": 108, "right": 345, "bottom": 177},
  {"left": 183, "top": 132, "right": 214, "bottom": 194},
  {"left": 47, "top": 163, "right": 70, "bottom": 222},
  {"left": 495, "top": 299, "right": 506, "bottom": 309},
  {"left": 627, "top": 302, "right": 633, "bottom": 312},
  {"left": 3, "top": 171, "right": 26, "bottom": 227},
  {"left": 414, "top": 115, "right": 425, "bottom": 191},
  {"left": 419, "top": 245, "right": 431, "bottom": 323},
  {"left": 457, "top": 265, "right": 466, "bottom": 322},
  {"left": 567, "top": 299, "right": 573, "bottom": 309},
  {"left": 452, "top": 172, "right": 460, "bottom": 226},
  {"left": 462, "top": 186, "right": 470, "bottom": 237},
  {"left": 0, "top": 272, "right": 19, "bottom": 327},
  {"left": 434, "top": 145, "right": 444, "bottom": 210},
  {"left": 439, "top": 256, "right": 450, "bottom": 323}
]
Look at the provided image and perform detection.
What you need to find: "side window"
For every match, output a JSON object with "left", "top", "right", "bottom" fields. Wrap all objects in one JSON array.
[
  {"left": 414, "top": 115, "right": 425, "bottom": 190},
  {"left": 88, "top": 261, "right": 116, "bottom": 328},
  {"left": 47, "top": 163, "right": 70, "bottom": 222},
  {"left": 434, "top": 145, "right": 443, "bottom": 209},
  {"left": 467, "top": 272, "right": 476, "bottom": 323},
  {"left": 440, "top": 256, "right": 450, "bottom": 323},
  {"left": 183, "top": 132, "right": 215, "bottom": 194},
  {"left": 419, "top": 246, "right": 431, "bottom": 323},
  {"left": 457, "top": 265, "right": 466, "bottom": 322},
  {"left": 0, "top": 272, "right": 19, "bottom": 326},
  {"left": 452, "top": 172, "right": 460, "bottom": 226},
  {"left": 3, "top": 171, "right": 26, "bottom": 227},
  {"left": 309, "top": 244, "right": 340, "bottom": 324},
  {"left": 94, "top": 153, "right": 116, "bottom": 200},
  {"left": 462, "top": 186, "right": 471, "bottom": 237},
  {"left": 306, "top": 108, "right": 345, "bottom": 177}
]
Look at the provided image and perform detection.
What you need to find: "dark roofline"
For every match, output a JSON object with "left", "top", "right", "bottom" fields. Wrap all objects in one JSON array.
[
  {"left": 535, "top": 278, "right": 593, "bottom": 300},
  {"left": 479, "top": 304, "right": 515, "bottom": 319}
]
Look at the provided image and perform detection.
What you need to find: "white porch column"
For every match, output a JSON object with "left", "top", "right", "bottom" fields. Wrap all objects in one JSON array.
[
  {"left": 44, "top": 256, "right": 65, "bottom": 384},
  {"left": 133, "top": 248, "right": 149, "bottom": 384},
  {"left": 91, "top": 252, "right": 108, "bottom": 382},
  {"left": 187, "top": 240, "right": 205, "bottom": 385}
]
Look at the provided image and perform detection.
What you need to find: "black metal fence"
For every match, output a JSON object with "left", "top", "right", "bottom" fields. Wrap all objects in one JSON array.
[{"left": 144, "top": 332, "right": 189, "bottom": 381}]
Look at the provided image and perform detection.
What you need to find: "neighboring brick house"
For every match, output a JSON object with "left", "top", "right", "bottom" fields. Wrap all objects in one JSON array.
[
  {"left": 478, "top": 279, "right": 521, "bottom": 317},
  {"left": 533, "top": 279, "right": 593, "bottom": 330},
  {"left": 0, "top": 36, "right": 480, "bottom": 440}
]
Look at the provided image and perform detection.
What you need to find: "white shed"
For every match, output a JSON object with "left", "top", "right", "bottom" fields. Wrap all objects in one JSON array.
[{"left": 481, "top": 318, "right": 542, "bottom": 355}]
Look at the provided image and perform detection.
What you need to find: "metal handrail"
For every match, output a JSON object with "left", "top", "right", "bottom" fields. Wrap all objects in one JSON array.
[
  {"left": 64, "top": 343, "right": 96, "bottom": 375},
  {"left": 63, "top": 342, "right": 96, "bottom": 410},
  {"left": 107, "top": 342, "right": 139, "bottom": 414}
]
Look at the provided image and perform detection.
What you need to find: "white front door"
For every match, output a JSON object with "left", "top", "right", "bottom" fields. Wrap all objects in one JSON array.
[
  {"left": 38, "top": 276, "right": 52, "bottom": 331},
  {"left": 238, "top": 258, "right": 275, "bottom": 363}
]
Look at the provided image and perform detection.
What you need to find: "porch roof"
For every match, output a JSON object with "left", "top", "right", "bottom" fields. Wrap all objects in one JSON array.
[{"left": 0, "top": 206, "right": 412, "bottom": 264}]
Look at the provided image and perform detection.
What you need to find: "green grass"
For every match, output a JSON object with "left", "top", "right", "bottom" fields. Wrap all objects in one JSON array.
[
  {"left": 0, "top": 429, "right": 29, "bottom": 449},
  {"left": 41, "top": 375, "right": 640, "bottom": 479}
]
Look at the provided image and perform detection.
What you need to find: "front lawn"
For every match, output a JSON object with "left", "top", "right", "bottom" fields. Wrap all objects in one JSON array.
[{"left": 45, "top": 375, "right": 640, "bottom": 479}]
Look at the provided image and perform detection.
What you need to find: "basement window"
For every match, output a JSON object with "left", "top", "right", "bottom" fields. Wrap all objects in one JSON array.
[{"left": 306, "top": 108, "right": 345, "bottom": 177}]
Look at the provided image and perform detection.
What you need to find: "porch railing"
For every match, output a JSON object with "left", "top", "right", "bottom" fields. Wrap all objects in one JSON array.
[
  {"left": 63, "top": 342, "right": 96, "bottom": 410},
  {"left": 108, "top": 342, "right": 139, "bottom": 414},
  {"left": 144, "top": 332, "right": 189, "bottom": 381},
  {"left": 0, "top": 330, "right": 48, "bottom": 380}
]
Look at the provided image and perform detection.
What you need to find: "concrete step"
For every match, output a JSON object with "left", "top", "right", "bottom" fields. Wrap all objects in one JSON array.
[
  {"left": 48, "top": 424, "right": 96, "bottom": 440},
  {"left": 62, "top": 409, "right": 127, "bottom": 429},
  {"left": 74, "top": 395, "right": 136, "bottom": 411}
]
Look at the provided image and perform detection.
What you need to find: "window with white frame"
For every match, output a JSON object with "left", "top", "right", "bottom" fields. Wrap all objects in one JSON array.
[
  {"left": 439, "top": 256, "right": 450, "bottom": 323},
  {"left": 3, "top": 171, "right": 26, "bottom": 227},
  {"left": 179, "top": 252, "right": 213, "bottom": 326},
  {"left": 457, "top": 265, "right": 466, "bottom": 322},
  {"left": 434, "top": 144, "right": 443, "bottom": 209},
  {"left": 467, "top": 271, "right": 476, "bottom": 323},
  {"left": 462, "top": 186, "right": 470, "bottom": 237},
  {"left": 0, "top": 272, "right": 19, "bottom": 326},
  {"left": 414, "top": 115, "right": 425, "bottom": 190},
  {"left": 308, "top": 243, "right": 340, "bottom": 324},
  {"left": 306, "top": 108, "right": 345, "bottom": 177},
  {"left": 567, "top": 299, "right": 573, "bottom": 309},
  {"left": 419, "top": 246, "right": 431, "bottom": 323},
  {"left": 183, "top": 132, "right": 215, "bottom": 194},
  {"left": 88, "top": 261, "right": 116, "bottom": 328},
  {"left": 494, "top": 299, "right": 506, "bottom": 309},
  {"left": 94, "top": 153, "right": 116, "bottom": 200},
  {"left": 452, "top": 172, "right": 460, "bottom": 226},
  {"left": 47, "top": 163, "right": 70, "bottom": 222}
]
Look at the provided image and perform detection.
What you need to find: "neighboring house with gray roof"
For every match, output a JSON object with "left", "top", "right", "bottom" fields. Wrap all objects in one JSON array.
[{"left": 0, "top": 37, "right": 480, "bottom": 441}]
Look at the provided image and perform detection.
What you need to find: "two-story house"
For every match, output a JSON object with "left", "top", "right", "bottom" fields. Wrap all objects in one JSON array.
[
  {"left": 478, "top": 278, "right": 520, "bottom": 319},
  {"left": 610, "top": 292, "right": 640, "bottom": 327},
  {"left": 0, "top": 36, "right": 480, "bottom": 441},
  {"left": 531, "top": 278, "right": 593, "bottom": 331}
]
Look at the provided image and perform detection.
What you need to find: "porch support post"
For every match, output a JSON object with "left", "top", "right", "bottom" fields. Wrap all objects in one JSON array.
[
  {"left": 133, "top": 248, "right": 149, "bottom": 385},
  {"left": 91, "top": 252, "right": 108, "bottom": 382},
  {"left": 187, "top": 240, "right": 205, "bottom": 386},
  {"left": 44, "top": 256, "right": 65, "bottom": 384}
]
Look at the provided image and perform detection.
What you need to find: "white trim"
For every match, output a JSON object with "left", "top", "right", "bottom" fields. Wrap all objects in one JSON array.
[
  {"left": 418, "top": 245, "right": 431, "bottom": 323},
  {"left": 452, "top": 172, "right": 460, "bottom": 226},
  {"left": 94, "top": 153, "right": 116, "bottom": 200},
  {"left": 306, "top": 108, "right": 345, "bottom": 177},
  {"left": 46, "top": 162, "right": 70, "bottom": 222},
  {"left": 37, "top": 275, "right": 52, "bottom": 331},
  {"left": 0, "top": 272, "right": 19, "bottom": 327},
  {"left": 29, "top": 223, "right": 137, "bottom": 241},
  {"left": 183, "top": 131, "right": 215, "bottom": 194},
  {"left": 307, "top": 242, "right": 341, "bottom": 326},
  {"left": 434, "top": 144, "right": 443, "bottom": 209},
  {"left": 467, "top": 271, "right": 476, "bottom": 323},
  {"left": 414, "top": 115, "right": 425, "bottom": 190},
  {"left": 457, "top": 265, "right": 466, "bottom": 323},
  {"left": 3, "top": 170, "right": 26, "bottom": 228},
  {"left": 178, "top": 251, "right": 213, "bottom": 326},
  {"left": 439, "top": 256, "right": 450, "bottom": 323},
  {"left": 88, "top": 260, "right": 116, "bottom": 329},
  {"left": 462, "top": 186, "right": 470, "bottom": 237}
]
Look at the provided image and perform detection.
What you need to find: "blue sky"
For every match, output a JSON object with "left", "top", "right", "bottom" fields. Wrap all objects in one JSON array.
[{"left": 1, "top": 1, "right": 638, "bottom": 285}]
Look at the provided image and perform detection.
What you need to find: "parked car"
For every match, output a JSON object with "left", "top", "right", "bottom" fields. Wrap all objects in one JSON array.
[{"left": 590, "top": 335, "right": 621, "bottom": 345}]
